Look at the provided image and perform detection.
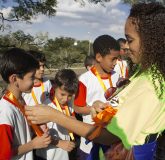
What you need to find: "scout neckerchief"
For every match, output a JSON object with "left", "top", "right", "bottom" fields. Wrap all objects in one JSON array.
[
  {"left": 51, "top": 96, "right": 75, "bottom": 141},
  {"left": 3, "top": 90, "right": 43, "bottom": 137},
  {"left": 92, "top": 66, "right": 113, "bottom": 92},
  {"left": 31, "top": 81, "right": 45, "bottom": 104}
]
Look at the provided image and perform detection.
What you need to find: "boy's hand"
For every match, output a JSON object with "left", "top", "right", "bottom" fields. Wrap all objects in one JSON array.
[
  {"left": 91, "top": 100, "right": 108, "bottom": 118},
  {"left": 32, "top": 134, "right": 51, "bottom": 149},
  {"left": 57, "top": 140, "right": 76, "bottom": 152},
  {"left": 40, "top": 124, "right": 49, "bottom": 134}
]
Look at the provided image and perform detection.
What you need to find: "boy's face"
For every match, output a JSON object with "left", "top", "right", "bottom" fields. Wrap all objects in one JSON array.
[
  {"left": 35, "top": 62, "right": 45, "bottom": 80},
  {"left": 55, "top": 86, "right": 73, "bottom": 105},
  {"left": 96, "top": 50, "right": 119, "bottom": 73},
  {"left": 17, "top": 70, "right": 35, "bottom": 93},
  {"left": 120, "top": 42, "right": 129, "bottom": 56}
]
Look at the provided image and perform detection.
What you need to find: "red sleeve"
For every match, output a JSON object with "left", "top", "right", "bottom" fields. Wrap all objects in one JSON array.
[
  {"left": 74, "top": 81, "right": 87, "bottom": 107},
  {"left": 0, "top": 124, "right": 14, "bottom": 160},
  {"left": 125, "top": 67, "right": 129, "bottom": 78}
]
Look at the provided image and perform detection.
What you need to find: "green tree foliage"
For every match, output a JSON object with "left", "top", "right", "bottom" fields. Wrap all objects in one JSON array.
[
  {"left": 44, "top": 37, "right": 90, "bottom": 68},
  {"left": 0, "top": 0, "right": 109, "bottom": 26},
  {"left": 0, "top": 0, "right": 57, "bottom": 21},
  {"left": 123, "top": 0, "right": 165, "bottom": 5},
  {"left": 0, "top": 31, "right": 91, "bottom": 68},
  {"left": 0, "top": 0, "right": 57, "bottom": 30},
  {"left": 0, "top": 30, "right": 46, "bottom": 53}
]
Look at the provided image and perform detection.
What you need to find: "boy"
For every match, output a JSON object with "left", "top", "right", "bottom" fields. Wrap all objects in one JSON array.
[
  {"left": 74, "top": 35, "right": 120, "bottom": 159},
  {"left": 0, "top": 48, "right": 51, "bottom": 160},
  {"left": 23, "top": 50, "right": 52, "bottom": 105},
  {"left": 36, "top": 69, "right": 78, "bottom": 160},
  {"left": 84, "top": 55, "right": 96, "bottom": 71},
  {"left": 114, "top": 38, "right": 129, "bottom": 78}
]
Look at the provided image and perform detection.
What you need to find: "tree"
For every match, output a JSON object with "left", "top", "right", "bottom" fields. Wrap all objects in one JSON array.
[
  {"left": 0, "top": 0, "right": 57, "bottom": 30},
  {"left": 0, "top": 0, "right": 114, "bottom": 27},
  {"left": 1, "top": 0, "right": 164, "bottom": 28},
  {"left": 44, "top": 37, "right": 88, "bottom": 68},
  {"left": 122, "top": 0, "right": 165, "bottom": 5}
]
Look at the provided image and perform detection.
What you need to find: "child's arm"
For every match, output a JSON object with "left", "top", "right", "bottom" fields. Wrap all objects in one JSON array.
[
  {"left": 0, "top": 124, "right": 14, "bottom": 159},
  {"left": 74, "top": 81, "right": 91, "bottom": 115},
  {"left": 74, "top": 101, "right": 108, "bottom": 115},
  {"left": 74, "top": 104, "right": 91, "bottom": 115},
  {"left": 52, "top": 139, "right": 76, "bottom": 152},
  {"left": 15, "top": 134, "right": 51, "bottom": 156}
]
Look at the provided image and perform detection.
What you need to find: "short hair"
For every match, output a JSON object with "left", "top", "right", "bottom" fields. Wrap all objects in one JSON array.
[
  {"left": 93, "top": 35, "right": 120, "bottom": 57},
  {"left": 117, "top": 38, "right": 127, "bottom": 44},
  {"left": 54, "top": 69, "right": 78, "bottom": 94},
  {"left": 84, "top": 55, "right": 95, "bottom": 69},
  {"left": 27, "top": 50, "right": 46, "bottom": 63},
  {"left": 0, "top": 48, "right": 39, "bottom": 83}
]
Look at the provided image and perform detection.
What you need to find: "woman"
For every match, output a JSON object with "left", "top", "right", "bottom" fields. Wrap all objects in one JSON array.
[{"left": 26, "top": 2, "right": 165, "bottom": 159}]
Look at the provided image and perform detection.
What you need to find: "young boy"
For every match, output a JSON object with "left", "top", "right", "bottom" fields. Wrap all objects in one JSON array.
[
  {"left": 84, "top": 55, "right": 96, "bottom": 71},
  {"left": 0, "top": 48, "right": 51, "bottom": 160},
  {"left": 23, "top": 50, "right": 52, "bottom": 105},
  {"left": 114, "top": 38, "right": 129, "bottom": 78},
  {"left": 36, "top": 69, "right": 78, "bottom": 160},
  {"left": 74, "top": 35, "right": 120, "bottom": 159}
]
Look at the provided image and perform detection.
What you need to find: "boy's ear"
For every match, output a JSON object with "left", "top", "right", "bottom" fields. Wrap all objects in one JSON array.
[
  {"left": 8, "top": 74, "right": 18, "bottom": 84},
  {"left": 95, "top": 53, "right": 102, "bottom": 62}
]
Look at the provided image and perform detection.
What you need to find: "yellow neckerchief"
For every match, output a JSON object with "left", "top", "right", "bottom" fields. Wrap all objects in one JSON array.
[
  {"left": 91, "top": 66, "right": 113, "bottom": 92},
  {"left": 117, "top": 59, "right": 125, "bottom": 77},
  {"left": 31, "top": 81, "right": 45, "bottom": 104},
  {"left": 3, "top": 90, "right": 43, "bottom": 137},
  {"left": 52, "top": 96, "right": 75, "bottom": 141}
]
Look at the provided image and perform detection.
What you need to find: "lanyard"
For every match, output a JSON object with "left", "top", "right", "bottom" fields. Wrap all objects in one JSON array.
[
  {"left": 92, "top": 66, "right": 113, "bottom": 92},
  {"left": 3, "top": 90, "right": 43, "bottom": 137},
  {"left": 118, "top": 60, "right": 125, "bottom": 78},
  {"left": 31, "top": 82, "right": 45, "bottom": 104},
  {"left": 52, "top": 96, "right": 75, "bottom": 141}
]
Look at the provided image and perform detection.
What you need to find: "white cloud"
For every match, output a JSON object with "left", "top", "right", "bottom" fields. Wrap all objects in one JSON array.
[
  {"left": 30, "top": 15, "right": 47, "bottom": 23},
  {"left": 0, "top": 7, "right": 12, "bottom": 18},
  {"left": 3, "top": 0, "right": 130, "bottom": 40}
]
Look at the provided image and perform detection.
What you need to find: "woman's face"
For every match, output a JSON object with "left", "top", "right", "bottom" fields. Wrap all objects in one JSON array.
[{"left": 125, "top": 18, "right": 141, "bottom": 64}]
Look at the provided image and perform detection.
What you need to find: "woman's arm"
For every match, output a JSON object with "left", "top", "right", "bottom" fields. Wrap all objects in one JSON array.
[{"left": 25, "top": 105, "right": 120, "bottom": 145}]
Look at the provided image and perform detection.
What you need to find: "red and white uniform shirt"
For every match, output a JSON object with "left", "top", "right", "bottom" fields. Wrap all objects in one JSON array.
[
  {"left": 23, "top": 77, "right": 52, "bottom": 105},
  {"left": 0, "top": 98, "right": 32, "bottom": 160},
  {"left": 114, "top": 59, "right": 129, "bottom": 78},
  {"left": 74, "top": 67, "right": 120, "bottom": 153},
  {"left": 36, "top": 98, "right": 71, "bottom": 160}
]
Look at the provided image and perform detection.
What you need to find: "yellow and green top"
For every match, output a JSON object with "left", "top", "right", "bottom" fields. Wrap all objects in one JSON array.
[{"left": 106, "top": 68, "right": 165, "bottom": 149}]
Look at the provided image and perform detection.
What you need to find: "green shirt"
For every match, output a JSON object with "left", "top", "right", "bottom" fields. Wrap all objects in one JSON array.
[{"left": 106, "top": 71, "right": 165, "bottom": 149}]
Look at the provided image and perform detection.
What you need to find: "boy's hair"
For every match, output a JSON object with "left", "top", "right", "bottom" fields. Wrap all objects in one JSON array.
[
  {"left": 93, "top": 35, "right": 120, "bottom": 57},
  {"left": 117, "top": 38, "right": 127, "bottom": 45},
  {"left": 84, "top": 55, "right": 95, "bottom": 69},
  {"left": 54, "top": 69, "right": 78, "bottom": 94},
  {"left": 0, "top": 48, "right": 39, "bottom": 83},
  {"left": 27, "top": 50, "right": 46, "bottom": 63}
]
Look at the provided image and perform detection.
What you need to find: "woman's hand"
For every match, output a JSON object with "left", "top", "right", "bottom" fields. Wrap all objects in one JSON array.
[{"left": 25, "top": 105, "right": 56, "bottom": 124}]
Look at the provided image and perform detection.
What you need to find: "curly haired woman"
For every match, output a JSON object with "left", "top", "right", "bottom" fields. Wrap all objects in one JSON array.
[{"left": 25, "top": 2, "right": 165, "bottom": 160}]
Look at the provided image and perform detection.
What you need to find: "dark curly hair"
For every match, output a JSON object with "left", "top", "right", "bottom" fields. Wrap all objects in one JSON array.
[{"left": 128, "top": 2, "right": 165, "bottom": 99}]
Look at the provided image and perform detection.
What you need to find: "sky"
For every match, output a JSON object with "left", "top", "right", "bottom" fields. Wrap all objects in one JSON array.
[{"left": 0, "top": 0, "right": 131, "bottom": 42}]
